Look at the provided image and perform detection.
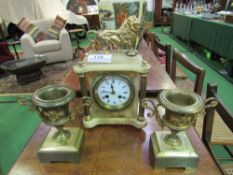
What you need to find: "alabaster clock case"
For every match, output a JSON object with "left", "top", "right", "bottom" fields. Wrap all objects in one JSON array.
[{"left": 73, "top": 51, "right": 151, "bottom": 128}]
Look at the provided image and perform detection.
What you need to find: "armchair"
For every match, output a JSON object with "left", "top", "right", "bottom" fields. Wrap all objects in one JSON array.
[{"left": 20, "top": 19, "right": 73, "bottom": 64}]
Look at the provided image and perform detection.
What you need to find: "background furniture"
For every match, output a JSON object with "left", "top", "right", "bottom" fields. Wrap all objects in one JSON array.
[
  {"left": 82, "top": 13, "right": 100, "bottom": 29},
  {"left": 172, "top": 13, "right": 233, "bottom": 76},
  {"left": 154, "top": 0, "right": 173, "bottom": 25},
  {"left": 0, "top": 42, "right": 15, "bottom": 71},
  {"left": 171, "top": 48, "right": 205, "bottom": 95},
  {"left": 202, "top": 83, "right": 233, "bottom": 174},
  {"left": 161, "top": 10, "right": 173, "bottom": 33},
  {"left": 143, "top": 31, "right": 172, "bottom": 74},
  {"left": 68, "top": 28, "right": 85, "bottom": 58},
  {"left": 172, "top": 13, "right": 193, "bottom": 41},
  {"left": 65, "top": 0, "right": 99, "bottom": 29},
  {"left": 154, "top": 0, "right": 163, "bottom": 25},
  {"left": 154, "top": 34, "right": 172, "bottom": 74},
  {"left": 0, "top": 56, "right": 46, "bottom": 85},
  {"left": 20, "top": 19, "right": 73, "bottom": 64}
]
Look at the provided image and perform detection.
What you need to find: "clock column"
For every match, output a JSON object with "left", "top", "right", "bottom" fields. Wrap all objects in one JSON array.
[
  {"left": 78, "top": 73, "right": 91, "bottom": 121},
  {"left": 138, "top": 73, "right": 148, "bottom": 122},
  {"left": 73, "top": 52, "right": 151, "bottom": 128}
]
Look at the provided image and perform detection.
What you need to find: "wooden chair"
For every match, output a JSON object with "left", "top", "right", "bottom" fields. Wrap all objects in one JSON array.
[
  {"left": 202, "top": 83, "right": 233, "bottom": 174},
  {"left": 143, "top": 31, "right": 156, "bottom": 53},
  {"left": 143, "top": 31, "right": 172, "bottom": 74},
  {"left": 171, "top": 48, "right": 205, "bottom": 95}
]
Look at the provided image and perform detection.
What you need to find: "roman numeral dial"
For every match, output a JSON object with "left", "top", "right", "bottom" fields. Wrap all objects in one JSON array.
[{"left": 93, "top": 75, "right": 134, "bottom": 111}]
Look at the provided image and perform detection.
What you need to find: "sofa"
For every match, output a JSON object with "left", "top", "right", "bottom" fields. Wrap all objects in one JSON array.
[{"left": 20, "top": 19, "right": 73, "bottom": 64}]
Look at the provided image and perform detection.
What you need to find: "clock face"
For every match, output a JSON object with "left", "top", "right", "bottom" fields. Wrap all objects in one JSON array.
[{"left": 93, "top": 75, "right": 134, "bottom": 111}]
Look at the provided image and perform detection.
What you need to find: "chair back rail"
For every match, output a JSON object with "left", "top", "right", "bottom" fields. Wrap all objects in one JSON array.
[
  {"left": 171, "top": 48, "right": 205, "bottom": 95},
  {"left": 202, "top": 83, "right": 233, "bottom": 142},
  {"left": 154, "top": 37, "right": 172, "bottom": 74}
]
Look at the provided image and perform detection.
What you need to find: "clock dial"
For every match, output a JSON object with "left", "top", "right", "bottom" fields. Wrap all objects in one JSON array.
[{"left": 93, "top": 75, "right": 134, "bottom": 111}]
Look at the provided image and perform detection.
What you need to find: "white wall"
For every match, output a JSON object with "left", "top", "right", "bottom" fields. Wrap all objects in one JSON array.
[{"left": 0, "top": 0, "right": 88, "bottom": 26}]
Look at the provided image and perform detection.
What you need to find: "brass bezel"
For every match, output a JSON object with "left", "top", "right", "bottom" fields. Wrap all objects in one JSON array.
[{"left": 93, "top": 74, "right": 134, "bottom": 111}]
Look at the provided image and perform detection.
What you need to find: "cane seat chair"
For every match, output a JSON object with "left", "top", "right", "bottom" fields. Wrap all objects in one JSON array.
[
  {"left": 202, "top": 83, "right": 233, "bottom": 174},
  {"left": 171, "top": 48, "right": 205, "bottom": 95}
]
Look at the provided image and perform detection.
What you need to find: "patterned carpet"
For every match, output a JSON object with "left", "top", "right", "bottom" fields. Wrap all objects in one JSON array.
[{"left": 0, "top": 56, "right": 81, "bottom": 94}]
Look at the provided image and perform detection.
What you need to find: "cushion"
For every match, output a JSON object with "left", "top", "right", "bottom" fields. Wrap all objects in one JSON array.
[
  {"left": 17, "top": 17, "right": 47, "bottom": 42},
  {"left": 17, "top": 17, "right": 30, "bottom": 31},
  {"left": 47, "top": 15, "right": 66, "bottom": 40},
  {"left": 34, "top": 40, "right": 61, "bottom": 53}
]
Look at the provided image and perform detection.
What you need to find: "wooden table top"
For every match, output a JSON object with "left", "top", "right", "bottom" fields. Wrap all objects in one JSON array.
[
  {"left": 9, "top": 116, "right": 221, "bottom": 175},
  {"left": 139, "top": 39, "right": 176, "bottom": 94},
  {"left": 9, "top": 40, "right": 221, "bottom": 175}
]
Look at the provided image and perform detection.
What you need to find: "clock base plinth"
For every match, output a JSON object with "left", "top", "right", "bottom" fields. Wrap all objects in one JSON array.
[
  {"left": 150, "top": 131, "right": 199, "bottom": 169},
  {"left": 38, "top": 127, "right": 84, "bottom": 163},
  {"left": 83, "top": 116, "right": 147, "bottom": 128}
]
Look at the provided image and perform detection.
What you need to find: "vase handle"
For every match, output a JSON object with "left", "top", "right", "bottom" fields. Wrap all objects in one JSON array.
[
  {"left": 141, "top": 98, "right": 164, "bottom": 128},
  {"left": 17, "top": 96, "right": 36, "bottom": 111}
]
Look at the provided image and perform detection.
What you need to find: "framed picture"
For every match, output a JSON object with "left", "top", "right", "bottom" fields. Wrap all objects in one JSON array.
[
  {"left": 98, "top": 0, "right": 147, "bottom": 29},
  {"left": 98, "top": 2, "right": 116, "bottom": 29},
  {"left": 113, "top": 2, "right": 140, "bottom": 28}
]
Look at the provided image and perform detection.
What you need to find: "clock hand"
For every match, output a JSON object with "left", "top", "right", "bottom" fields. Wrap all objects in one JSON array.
[
  {"left": 101, "top": 90, "right": 112, "bottom": 94},
  {"left": 110, "top": 84, "right": 115, "bottom": 94}
]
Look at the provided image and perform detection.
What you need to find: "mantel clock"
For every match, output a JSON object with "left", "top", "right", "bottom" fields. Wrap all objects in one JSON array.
[{"left": 73, "top": 51, "right": 151, "bottom": 128}]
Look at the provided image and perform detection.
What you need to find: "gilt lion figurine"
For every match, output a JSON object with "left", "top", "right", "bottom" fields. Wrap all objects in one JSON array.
[{"left": 87, "top": 16, "right": 143, "bottom": 53}]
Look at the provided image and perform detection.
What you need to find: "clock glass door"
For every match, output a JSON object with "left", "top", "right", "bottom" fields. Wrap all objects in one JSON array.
[{"left": 93, "top": 75, "right": 134, "bottom": 111}]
